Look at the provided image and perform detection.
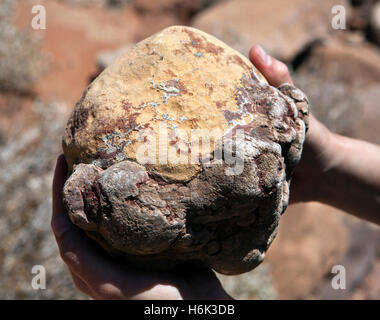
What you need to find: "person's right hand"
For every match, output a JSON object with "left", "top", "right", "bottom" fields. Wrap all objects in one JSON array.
[{"left": 249, "top": 45, "right": 335, "bottom": 204}]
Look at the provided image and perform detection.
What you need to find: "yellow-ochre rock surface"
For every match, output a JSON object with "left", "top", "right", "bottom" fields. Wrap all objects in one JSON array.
[
  {"left": 63, "top": 26, "right": 268, "bottom": 181},
  {"left": 62, "top": 26, "right": 309, "bottom": 275}
]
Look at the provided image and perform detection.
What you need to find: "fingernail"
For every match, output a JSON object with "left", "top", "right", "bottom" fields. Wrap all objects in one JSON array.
[{"left": 256, "top": 45, "right": 272, "bottom": 66}]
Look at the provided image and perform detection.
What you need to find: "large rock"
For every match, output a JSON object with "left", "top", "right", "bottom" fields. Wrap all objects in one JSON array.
[
  {"left": 192, "top": 0, "right": 350, "bottom": 61},
  {"left": 62, "top": 26, "right": 309, "bottom": 275}
]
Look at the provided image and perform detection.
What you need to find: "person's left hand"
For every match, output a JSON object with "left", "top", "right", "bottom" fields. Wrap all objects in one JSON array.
[
  {"left": 249, "top": 45, "right": 334, "bottom": 204},
  {"left": 51, "top": 154, "right": 231, "bottom": 300}
]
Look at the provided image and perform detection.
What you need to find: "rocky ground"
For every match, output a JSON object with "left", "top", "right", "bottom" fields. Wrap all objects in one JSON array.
[{"left": 0, "top": 0, "right": 379, "bottom": 299}]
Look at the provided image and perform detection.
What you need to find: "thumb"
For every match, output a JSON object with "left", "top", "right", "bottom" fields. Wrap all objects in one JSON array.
[{"left": 249, "top": 45, "right": 293, "bottom": 87}]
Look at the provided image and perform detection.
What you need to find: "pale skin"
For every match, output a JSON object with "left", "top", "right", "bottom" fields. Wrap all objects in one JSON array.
[{"left": 51, "top": 45, "right": 380, "bottom": 300}]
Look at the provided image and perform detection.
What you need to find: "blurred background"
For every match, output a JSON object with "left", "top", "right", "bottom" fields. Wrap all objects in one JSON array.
[{"left": 0, "top": 0, "right": 379, "bottom": 299}]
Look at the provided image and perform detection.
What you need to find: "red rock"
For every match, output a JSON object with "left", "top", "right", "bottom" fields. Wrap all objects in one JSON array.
[
  {"left": 192, "top": 0, "right": 351, "bottom": 61},
  {"left": 266, "top": 203, "right": 348, "bottom": 299},
  {"left": 293, "top": 37, "right": 380, "bottom": 144},
  {"left": 15, "top": 0, "right": 141, "bottom": 105},
  {"left": 132, "top": 0, "right": 200, "bottom": 20}
]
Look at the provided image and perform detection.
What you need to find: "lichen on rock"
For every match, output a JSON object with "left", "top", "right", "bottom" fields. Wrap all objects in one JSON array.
[{"left": 62, "top": 26, "right": 309, "bottom": 275}]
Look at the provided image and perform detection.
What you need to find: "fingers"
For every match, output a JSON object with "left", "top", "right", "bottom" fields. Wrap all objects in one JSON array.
[
  {"left": 52, "top": 154, "right": 67, "bottom": 218},
  {"left": 51, "top": 155, "right": 112, "bottom": 288},
  {"left": 51, "top": 154, "right": 73, "bottom": 239},
  {"left": 52, "top": 207, "right": 123, "bottom": 293},
  {"left": 249, "top": 45, "right": 293, "bottom": 87},
  {"left": 50, "top": 155, "right": 170, "bottom": 299},
  {"left": 175, "top": 268, "right": 231, "bottom": 300},
  {"left": 51, "top": 156, "right": 91, "bottom": 279},
  {"left": 51, "top": 155, "right": 110, "bottom": 285},
  {"left": 69, "top": 270, "right": 94, "bottom": 298}
]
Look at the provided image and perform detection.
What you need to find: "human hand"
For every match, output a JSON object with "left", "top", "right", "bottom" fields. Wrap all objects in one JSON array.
[
  {"left": 249, "top": 45, "right": 335, "bottom": 204},
  {"left": 250, "top": 45, "right": 380, "bottom": 225},
  {"left": 51, "top": 154, "right": 231, "bottom": 300}
]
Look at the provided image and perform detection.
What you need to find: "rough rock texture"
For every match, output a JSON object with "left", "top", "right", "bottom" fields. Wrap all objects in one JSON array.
[
  {"left": 192, "top": 0, "right": 350, "bottom": 61},
  {"left": 62, "top": 26, "right": 309, "bottom": 275}
]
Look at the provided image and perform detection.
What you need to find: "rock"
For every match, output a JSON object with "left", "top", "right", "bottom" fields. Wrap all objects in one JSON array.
[
  {"left": 369, "top": 2, "right": 380, "bottom": 46},
  {"left": 0, "top": 97, "right": 87, "bottom": 299},
  {"left": 349, "top": 249, "right": 380, "bottom": 300},
  {"left": 351, "top": 0, "right": 372, "bottom": 5},
  {"left": 131, "top": 0, "right": 224, "bottom": 23},
  {"left": 199, "top": 0, "right": 227, "bottom": 11},
  {"left": 192, "top": 0, "right": 350, "bottom": 61},
  {"left": 96, "top": 44, "right": 134, "bottom": 70},
  {"left": 57, "top": 0, "right": 131, "bottom": 8},
  {"left": 0, "top": 0, "right": 46, "bottom": 94},
  {"left": 106, "top": 0, "right": 132, "bottom": 7},
  {"left": 293, "top": 37, "right": 380, "bottom": 143},
  {"left": 0, "top": 0, "right": 89, "bottom": 299},
  {"left": 310, "top": 219, "right": 380, "bottom": 300},
  {"left": 129, "top": 0, "right": 226, "bottom": 40},
  {"left": 217, "top": 202, "right": 351, "bottom": 299},
  {"left": 265, "top": 203, "right": 348, "bottom": 299},
  {"left": 348, "top": 0, "right": 375, "bottom": 30},
  {"left": 216, "top": 263, "right": 277, "bottom": 299},
  {"left": 62, "top": 26, "right": 310, "bottom": 275},
  {"left": 16, "top": 0, "right": 141, "bottom": 105},
  {"left": 130, "top": 0, "right": 202, "bottom": 31},
  {"left": 287, "top": 37, "right": 380, "bottom": 298},
  {"left": 132, "top": 0, "right": 200, "bottom": 20}
]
